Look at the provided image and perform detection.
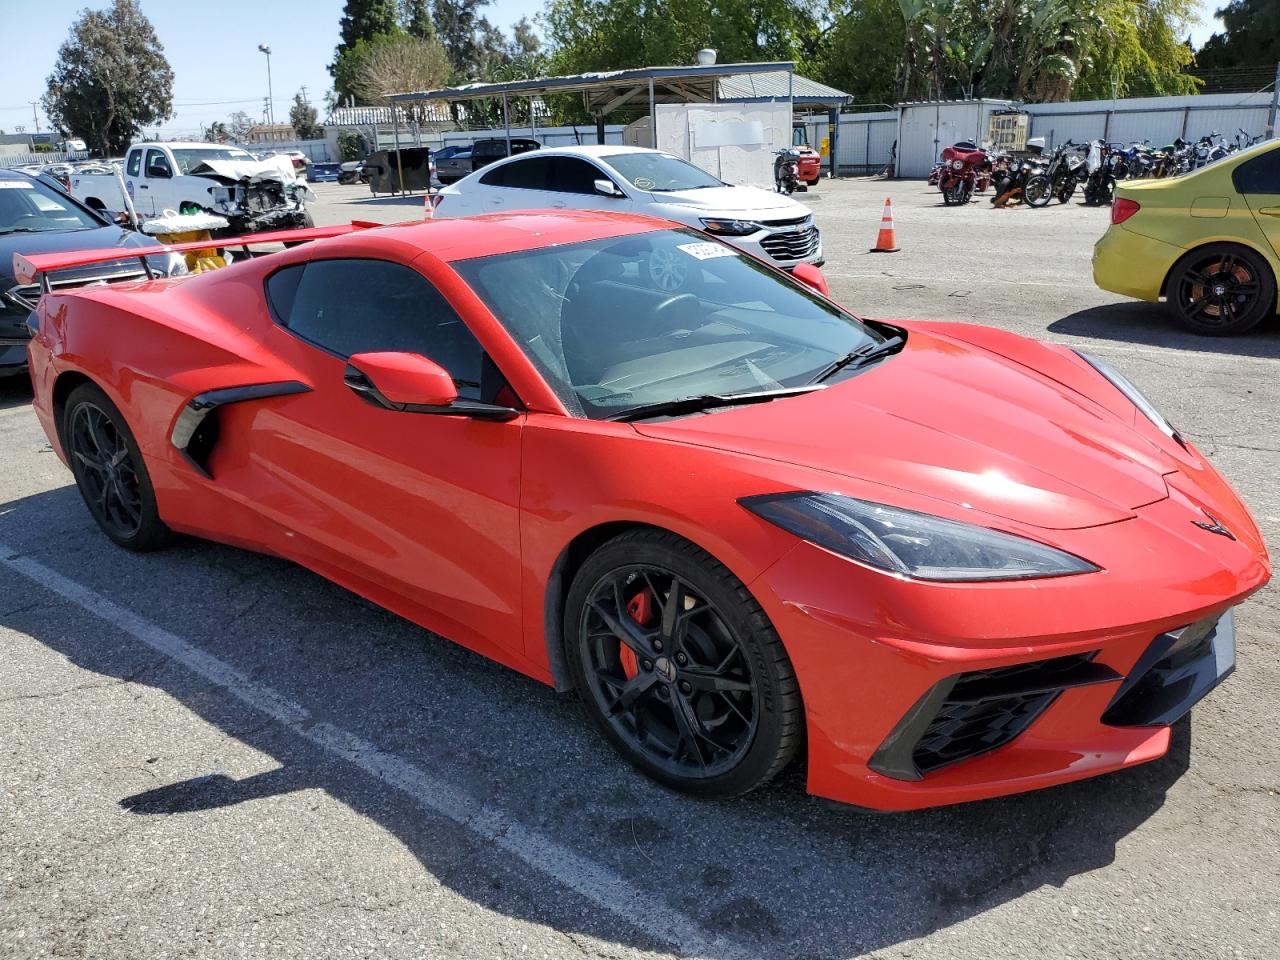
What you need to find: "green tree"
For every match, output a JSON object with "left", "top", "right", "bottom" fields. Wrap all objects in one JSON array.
[
  {"left": 544, "top": 0, "right": 818, "bottom": 76},
  {"left": 331, "top": 0, "right": 402, "bottom": 100},
  {"left": 510, "top": 17, "right": 541, "bottom": 58},
  {"left": 812, "top": 0, "right": 905, "bottom": 106},
  {"left": 403, "top": 0, "right": 436, "bottom": 38},
  {"left": 1075, "top": 0, "right": 1199, "bottom": 98},
  {"left": 42, "top": 0, "right": 174, "bottom": 156},
  {"left": 1196, "top": 0, "right": 1280, "bottom": 70},
  {"left": 289, "top": 92, "right": 325, "bottom": 139}
]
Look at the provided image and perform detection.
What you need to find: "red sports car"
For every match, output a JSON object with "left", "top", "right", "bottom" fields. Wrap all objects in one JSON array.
[{"left": 17, "top": 212, "right": 1270, "bottom": 810}]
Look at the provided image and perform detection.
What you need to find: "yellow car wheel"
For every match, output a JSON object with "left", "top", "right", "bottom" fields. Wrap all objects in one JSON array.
[{"left": 1167, "top": 243, "right": 1276, "bottom": 336}]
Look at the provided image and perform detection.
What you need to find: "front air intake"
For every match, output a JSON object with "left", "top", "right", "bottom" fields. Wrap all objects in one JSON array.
[{"left": 870, "top": 654, "right": 1120, "bottom": 781}]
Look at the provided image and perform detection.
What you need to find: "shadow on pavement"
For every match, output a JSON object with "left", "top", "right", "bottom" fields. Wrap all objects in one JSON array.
[
  {"left": 1050, "top": 302, "right": 1280, "bottom": 358},
  {"left": 343, "top": 194, "right": 433, "bottom": 206},
  {"left": 1, "top": 487, "right": 1191, "bottom": 959},
  {"left": 0, "top": 373, "right": 32, "bottom": 411}
]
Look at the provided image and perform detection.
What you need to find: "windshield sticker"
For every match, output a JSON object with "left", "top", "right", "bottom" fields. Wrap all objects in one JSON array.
[
  {"left": 677, "top": 242, "right": 737, "bottom": 261},
  {"left": 632, "top": 177, "right": 655, "bottom": 190},
  {"left": 0, "top": 181, "right": 34, "bottom": 189}
]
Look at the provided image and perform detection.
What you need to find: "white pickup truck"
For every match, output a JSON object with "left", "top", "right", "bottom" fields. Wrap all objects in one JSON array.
[{"left": 69, "top": 141, "right": 315, "bottom": 234}]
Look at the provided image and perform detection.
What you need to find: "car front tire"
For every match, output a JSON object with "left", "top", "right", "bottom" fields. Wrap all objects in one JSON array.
[{"left": 565, "top": 529, "right": 803, "bottom": 799}]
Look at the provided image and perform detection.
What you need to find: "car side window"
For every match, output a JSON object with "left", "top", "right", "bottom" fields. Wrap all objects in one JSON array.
[
  {"left": 126, "top": 151, "right": 142, "bottom": 177},
  {"left": 266, "top": 259, "right": 488, "bottom": 400},
  {"left": 1232, "top": 149, "right": 1280, "bottom": 194},
  {"left": 546, "top": 157, "right": 608, "bottom": 194},
  {"left": 498, "top": 156, "right": 550, "bottom": 191},
  {"left": 145, "top": 149, "right": 172, "bottom": 178},
  {"left": 479, "top": 163, "right": 507, "bottom": 187}
]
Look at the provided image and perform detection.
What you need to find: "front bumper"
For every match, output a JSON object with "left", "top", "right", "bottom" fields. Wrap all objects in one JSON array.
[
  {"left": 750, "top": 465, "right": 1268, "bottom": 810},
  {"left": 732, "top": 224, "right": 823, "bottom": 267}
]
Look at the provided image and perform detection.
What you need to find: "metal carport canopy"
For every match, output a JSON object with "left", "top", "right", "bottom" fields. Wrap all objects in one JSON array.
[{"left": 385, "top": 61, "right": 801, "bottom": 116}]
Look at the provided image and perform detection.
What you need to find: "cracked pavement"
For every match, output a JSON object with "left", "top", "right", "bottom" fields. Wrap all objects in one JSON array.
[{"left": 0, "top": 179, "right": 1277, "bottom": 959}]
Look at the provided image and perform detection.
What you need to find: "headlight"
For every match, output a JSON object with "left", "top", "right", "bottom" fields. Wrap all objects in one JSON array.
[
  {"left": 951, "top": 159, "right": 965, "bottom": 170},
  {"left": 740, "top": 492, "right": 1098, "bottom": 581},
  {"left": 1074, "top": 351, "right": 1183, "bottom": 444},
  {"left": 700, "top": 218, "right": 758, "bottom": 236}
]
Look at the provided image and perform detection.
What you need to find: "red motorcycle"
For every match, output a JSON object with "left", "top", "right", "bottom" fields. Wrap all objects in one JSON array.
[{"left": 937, "top": 142, "right": 993, "bottom": 206}]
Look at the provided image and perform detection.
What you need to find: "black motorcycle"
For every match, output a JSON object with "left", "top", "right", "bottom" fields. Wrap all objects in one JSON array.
[
  {"left": 1027, "top": 141, "right": 1084, "bottom": 206},
  {"left": 1082, "top": 141, "right": 1122, "bottom": 205},
  {"left": 774, "top": 148, "right": 801, "bottom": 195},
  {"left": 991, "top": 155, "right": 1050, "bottom": 208}
]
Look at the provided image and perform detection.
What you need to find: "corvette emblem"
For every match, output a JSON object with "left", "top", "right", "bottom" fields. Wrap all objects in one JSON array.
[{"left": 1192, "top": 510, "right": 1235, "bottom": 540}]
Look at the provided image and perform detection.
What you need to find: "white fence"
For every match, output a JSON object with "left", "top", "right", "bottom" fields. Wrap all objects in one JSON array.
[
  {"left": 1026, "top": 92, "right": 1274, "bottom": 151},
  {"left": 0, "top": 149, "right": 90, "bottom": 168}
]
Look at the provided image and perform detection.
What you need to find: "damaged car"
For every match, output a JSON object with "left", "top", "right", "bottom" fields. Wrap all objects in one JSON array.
[{"left": 69, "top": 142, "right": 315, "bottom": 235}]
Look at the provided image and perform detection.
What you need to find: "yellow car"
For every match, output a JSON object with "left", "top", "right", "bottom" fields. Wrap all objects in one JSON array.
[{"left": 1093, "top": 138, "right": 1280, "bottom": 335}]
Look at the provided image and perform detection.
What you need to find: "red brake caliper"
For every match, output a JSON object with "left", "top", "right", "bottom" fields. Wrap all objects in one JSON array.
[{"left": 621, "top": 590, "right": 652, "bottom": 679}]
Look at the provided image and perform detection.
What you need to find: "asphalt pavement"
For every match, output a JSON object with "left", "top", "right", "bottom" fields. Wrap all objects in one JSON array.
[{"left": 1, "top": 178, "right": 1277, "bottom": 960}]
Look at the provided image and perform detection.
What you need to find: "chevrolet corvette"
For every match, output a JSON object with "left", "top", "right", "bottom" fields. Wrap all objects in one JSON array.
[{"left": 17, "top": 211, "right": 1270, "bottom": 810}]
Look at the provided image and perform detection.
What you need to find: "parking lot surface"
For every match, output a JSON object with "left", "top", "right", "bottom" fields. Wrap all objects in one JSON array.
[{"left": 2, "top": 178, "right": 1277, "bottom": 960}]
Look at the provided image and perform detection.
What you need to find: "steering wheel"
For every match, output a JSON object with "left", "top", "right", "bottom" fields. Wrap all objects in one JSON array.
[{"left": 651, "top": 292, "right": 699, "bottom": 326}]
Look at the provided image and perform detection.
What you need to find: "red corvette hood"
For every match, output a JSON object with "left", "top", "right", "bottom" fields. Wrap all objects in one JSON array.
[{"left": 634, "top": 329, "right": 1177, "bottom": 530}]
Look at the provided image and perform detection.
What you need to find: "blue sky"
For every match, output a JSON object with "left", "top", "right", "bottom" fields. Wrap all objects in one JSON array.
[{"left": 0, "top": 0, "right": 1222, "bottom": 138}]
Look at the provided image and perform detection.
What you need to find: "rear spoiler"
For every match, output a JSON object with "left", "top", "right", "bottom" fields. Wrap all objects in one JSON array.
[{"left": 13, "top": 220, "right": 381, "bottom": 288}]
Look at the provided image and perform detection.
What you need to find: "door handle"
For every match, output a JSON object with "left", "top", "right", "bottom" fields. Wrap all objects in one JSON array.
[
  {"left": 1258, "top": 206, "right": 1280, "bottom": 217},
  {"left": 138, "top": 184, "right": 149, "bottom": 189}
]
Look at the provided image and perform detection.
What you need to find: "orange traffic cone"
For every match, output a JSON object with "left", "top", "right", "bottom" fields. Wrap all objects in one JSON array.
[{"left": 870, "top": 197, "right": 900, "bottom": 253}]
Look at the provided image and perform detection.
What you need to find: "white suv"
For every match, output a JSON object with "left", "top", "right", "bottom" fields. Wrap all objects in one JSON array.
[{"left": 429, "top": 145, "right": 822, "bottom": 269}]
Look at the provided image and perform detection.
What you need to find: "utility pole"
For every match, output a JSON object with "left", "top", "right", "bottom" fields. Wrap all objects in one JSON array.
[
  {"left": 300, "top": 85, "right": 309, "bottom": 105},
  {"left": 29, "top": 101, "right": 40, "bottom": 132},
  {"left": 1268, "top": 61, "right": 1280, "bottom": 139},
  {"left": 258, "top": 44, "right": 274, "bottom": 127}
]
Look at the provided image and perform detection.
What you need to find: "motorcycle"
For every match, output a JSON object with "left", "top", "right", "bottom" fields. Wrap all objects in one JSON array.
[
  {"left": 1028, "top": 141, "right": 1085, "bottom": 206},
  {"left": 774, "top": 148, "right": 802, "bottom": 195},
  {"left": 937, "top": 142, "right": 994, "bottom": 206},
  {"left": 1082, "top": 140, "right": 1121, "bottom": 205},
  {"left": 991, "top": 155, "right": 1050, "bottom": 207}
]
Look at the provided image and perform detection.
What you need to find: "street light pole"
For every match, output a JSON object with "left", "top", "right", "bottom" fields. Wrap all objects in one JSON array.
[{"left": 258, "top": 44, "right": 274, "bottom": 129}]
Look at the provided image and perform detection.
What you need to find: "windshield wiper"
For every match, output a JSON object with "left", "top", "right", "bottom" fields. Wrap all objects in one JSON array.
[
  {"left": 809, "top": 335, "right": 905, "bottom": 384},
  {"left": 609, "top": 385, "right": 825, "bottom": 423},
  {"left": 0, "top": 227, "right": 46, "bottom": 236}
]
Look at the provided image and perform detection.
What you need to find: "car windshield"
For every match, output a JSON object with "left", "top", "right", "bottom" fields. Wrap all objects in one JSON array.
[
  {"left": 169, "top": 148, "right": 258, "bottom": 174},
  {"left": 603, "top": 153, "right": 723, "bottom": 192},
  {"left": 0, "top": 177, "right": 101, "bottom": 234},
  {"left": 454, "top": 228, "right": 886, "bottom": 420}
]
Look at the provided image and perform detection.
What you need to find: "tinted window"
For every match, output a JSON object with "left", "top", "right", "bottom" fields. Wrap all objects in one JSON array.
[
  {"left": 270, "top": 259, "right": 487, "bottom": 399},
  {"left": 502, "top": 156, "right": 550, "bottom": 190},
  {"left": 126, "top": 151, "right": 141, "bottom": 177},
  {"left": 145, "top": 149, "right": 171, "bottom": 177},
  {"left": 547, "top": 157, "right": 607, "bottom": 194},
  {"left": 0, "top": 176, "right": 101, "bottom": 233},
  {"left": 454, "top": 229, "right": 883, "bottom": 419},
  {"left": 1232, "top": 147, "right": 1280, "bottom": 194}
]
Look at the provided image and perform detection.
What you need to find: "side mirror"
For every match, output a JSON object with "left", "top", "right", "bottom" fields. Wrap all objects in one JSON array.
[
  {"left": 594, "top": 179, "right": 623, "bottom": 198},
  {"left": 344, "top": 351, "right": 520, "bottom": 421},
  {"left": 791, "top": 262, "right": 829, "bottom": 297},
  {"left": 147, "top": 166, "right": 171, "bottom": 179}
]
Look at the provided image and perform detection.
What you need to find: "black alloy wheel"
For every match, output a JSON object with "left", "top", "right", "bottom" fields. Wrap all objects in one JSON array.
[
  {"left": 1170, "top": 244, "right": 1275, "bottom": 336},
  {"left": 566, "top": 530, "right": 802, "bottom": 798},
  {"left": 63, "top": 383, "right": 172, "bottom": 550}
]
